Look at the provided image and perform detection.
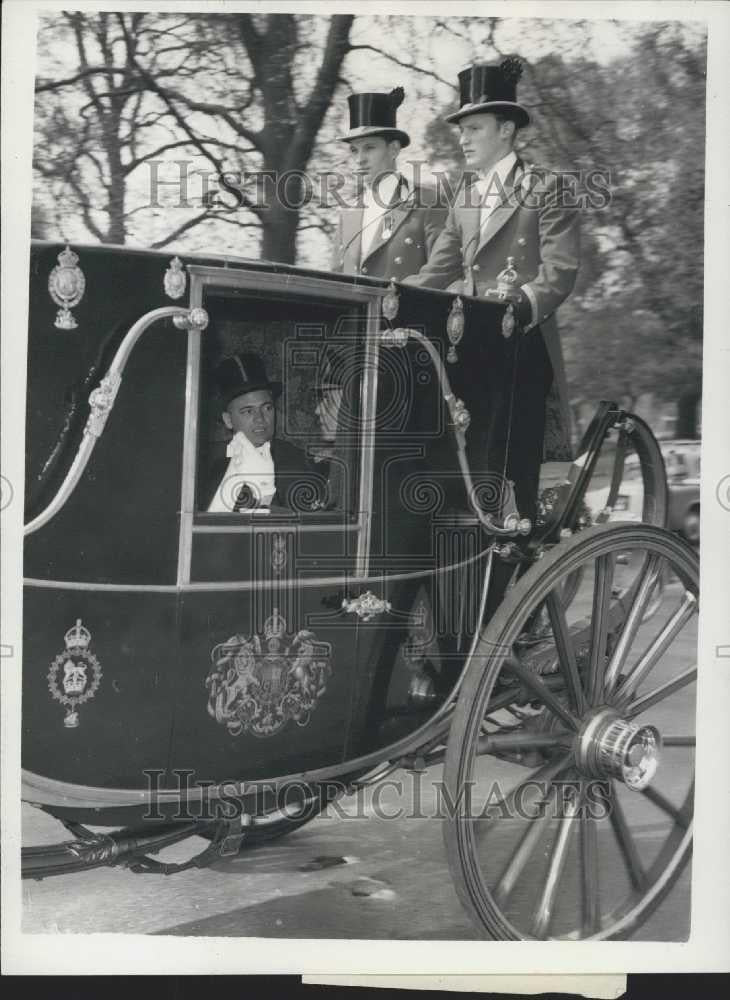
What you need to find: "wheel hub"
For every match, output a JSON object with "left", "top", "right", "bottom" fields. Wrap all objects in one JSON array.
[{"left": 577, "top": 708, "right": 662, "bottom": 790}]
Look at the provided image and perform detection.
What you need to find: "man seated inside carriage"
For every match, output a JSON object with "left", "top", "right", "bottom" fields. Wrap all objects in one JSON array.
[
  {"left": 309, "top": 350, "right": 348, "bottom": 510},
  {"left": 204, "top": 352, "right": 310, "bottom": 512}
]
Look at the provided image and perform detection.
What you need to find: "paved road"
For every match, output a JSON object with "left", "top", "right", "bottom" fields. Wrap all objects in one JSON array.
[
  {"left": 21, "top": 764, "right": 691, "bottom": 940},
  {"left": 22, "top": 575, "right": 695, "bottom": 941}
]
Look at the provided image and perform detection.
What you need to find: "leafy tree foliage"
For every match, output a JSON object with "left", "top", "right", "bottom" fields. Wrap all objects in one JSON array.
[{"left": 423, "top": 20, "right": 705, "bottom": 432}]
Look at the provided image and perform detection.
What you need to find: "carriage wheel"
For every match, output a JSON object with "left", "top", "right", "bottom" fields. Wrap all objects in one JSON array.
[
  {"left": 551, "top": 411, "right": 668, "bottom": 615},
  {"left": 443, "top": 523, "right": 697, "bottom": 940}
]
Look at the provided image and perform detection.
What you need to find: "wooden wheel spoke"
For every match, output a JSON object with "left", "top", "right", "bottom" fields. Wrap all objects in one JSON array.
[
  {"left": 603, "top": 553, "right": 663, "bottom": 694},
  {"left": 587, "top": 553, "right": 615, "bottom": 705},
  {"left": 502, "top": 657, "right": 581, "bottom": 731},
  {"left": 479, "top": 730, "right": 572, "bottom": 754},
  {"left": 546, "top": 591, "right": 587, "bottom": 716},
  {"left": 626, "top": 666, "right": 697, "bottom": 718},
  {"left": 641, "top": 786, "right": 691, "bottom": 830},
  {"left": 580, "top": 803, "right": 601, "bottom": 937},
  {"left": 606, "top": 784, "right": 648, "bottom": 892},
  {"left": 475, "top": 752, "right": 574, "bottom": 841},
  {"left": 613, "top": 592, "right": 698, "bottom": 709},
  {"left": 531, "top": 790, "right": 581, "bottom": 939},
  {"left": 662, "top": 736, "right": 695, "bottom": 747},
  {"left": 486, "top": 687, "right": 525, "bottom": 713},
  {"left": 495, "top": 795, "right": 554, "bottom": 906}
]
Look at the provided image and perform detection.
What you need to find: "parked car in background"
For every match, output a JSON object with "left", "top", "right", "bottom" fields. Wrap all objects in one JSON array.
[
  {"left": 663, "top": 439, "right": 701, "bottom": 544},
  {"left": 585, "top": 439, "right": 700, "bottom": 544}
]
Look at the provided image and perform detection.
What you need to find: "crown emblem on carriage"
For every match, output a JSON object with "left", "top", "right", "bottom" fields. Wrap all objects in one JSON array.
[
  {"left": 65, "top": 618, "right": 91, "bottom": 651},
  {"left": 47, "top": 618, "right": 103, "bottom": 728}
]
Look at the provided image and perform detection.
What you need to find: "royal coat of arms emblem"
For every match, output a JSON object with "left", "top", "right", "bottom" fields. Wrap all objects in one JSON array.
[
  {"left": 205, "top": 609, "right": 332, "bottom": 738},
  {"left": 48, "top": 246, "right": 86, "bottom": 330},
  {"left": 47, "top": 619, "right": 103, "bottom": 728}
]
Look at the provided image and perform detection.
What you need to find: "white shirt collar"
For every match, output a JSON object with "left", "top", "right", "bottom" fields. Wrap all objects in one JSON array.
[
  {"left": 364, "top": 171, "right": 401, "bottom": 207},
  {"left": 475, "top": 151, "right": 518, "bottom": 198}
]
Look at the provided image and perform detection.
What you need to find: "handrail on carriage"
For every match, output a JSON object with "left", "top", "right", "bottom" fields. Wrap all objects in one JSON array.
[
  {"left": 23, "top": 306, "right": 209, "bottom": 536},
  {"left": 380, "top": 326, "right": 533, "bottom": 540}
]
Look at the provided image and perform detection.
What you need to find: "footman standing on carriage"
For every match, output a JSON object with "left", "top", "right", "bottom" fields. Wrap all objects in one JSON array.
[
  {"left": 407, "top": 57, "right": 580, "bottom": 531},
  {"left": 332, "top": 86, "right": 448, "bottom": 280}
]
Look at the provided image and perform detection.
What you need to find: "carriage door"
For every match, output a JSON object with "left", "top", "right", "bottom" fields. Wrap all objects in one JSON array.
[
  {"left": 347, "top": 327, "right": 486, "bottom": 757},
  {"left": 171, "top": 268, "right": 376, "bottom": 783}
]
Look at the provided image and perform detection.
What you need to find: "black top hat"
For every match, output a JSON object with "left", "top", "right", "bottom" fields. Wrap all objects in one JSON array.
[
  {"left": 215, "top": 352, "right": 282, "bottom": 407},
  {"left": 339, "top": 87, "right": 411, "bottom": 148},
  {"left": 445, "top": 57, "right": 530, "bottom": 127}
]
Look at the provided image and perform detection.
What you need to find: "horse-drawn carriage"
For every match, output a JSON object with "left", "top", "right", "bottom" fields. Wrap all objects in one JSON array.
[{"left": 22, "top": 241, "right": 697, "bottom": 940}]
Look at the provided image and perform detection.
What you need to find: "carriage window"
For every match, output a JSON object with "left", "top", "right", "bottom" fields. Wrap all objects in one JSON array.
[{"left": 194, "top": 290, "right": 366, "bottom": 519}]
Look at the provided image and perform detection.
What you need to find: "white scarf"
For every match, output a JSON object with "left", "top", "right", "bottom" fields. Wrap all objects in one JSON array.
[
  {"left": 360, "top": 172, "right": 402, "bottom": 260},
  {"left": 207, "top": 431, "right": 276, "bottom": 512},
  {"left": 475, "top": 150, "right": 517, "bottom": 230}
]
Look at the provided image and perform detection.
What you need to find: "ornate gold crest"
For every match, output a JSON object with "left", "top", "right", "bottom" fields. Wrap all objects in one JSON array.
[
  {"left": 48, "top": 246, "right": 86, "bottom": 330},
  {"left": 501, "top": 305, "right": 516, "bottom": 339},
  {"left": 381, "top": 280, "right": 400, "bottom": 322},
  {"left": 205, "top": 610, "right": 332, "bottom": 738},
  {"left": 47, "top": 619, "right": 102, "bottom": 728},
  {"left": 446, "top": 295, "right": 465, "bottom": 363},
  {"left": 163, "top": 256, "right": 187, "bottom": 299}
]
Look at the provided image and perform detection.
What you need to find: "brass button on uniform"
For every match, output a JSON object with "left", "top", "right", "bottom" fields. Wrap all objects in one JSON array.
[
  {"left": 361, "top": 266, "right": 368, "bottom": 274},
  {"left": 472, "top": 263, "right": 480, "bottom": 271},
  {"left": 394, "top": 256, "right": 403, "bottom": 264},
  {"left": 517, "top": 237, "right": 526, "bottom": 246},
  {"left": 404, "top": 237, "right": 413, "bottom": 245}
]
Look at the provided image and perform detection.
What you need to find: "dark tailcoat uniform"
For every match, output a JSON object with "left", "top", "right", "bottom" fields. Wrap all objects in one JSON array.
[
  {"left": 202, "top": 438, "right": 311, "bottom": 512},
  {"left": 331, "top": 176, "right": 448, "bottom": 281},
  {"left": 408, "top": 156, "right": 580, "bottom": 522}
]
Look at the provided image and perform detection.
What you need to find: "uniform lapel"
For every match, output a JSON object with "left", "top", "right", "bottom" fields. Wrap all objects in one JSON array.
[
  {"left": 361, "top": 175, "right": 415, "bottom": 266},
  {"left": 461, "top": 181, "right": 483, "bottom": 266},
  {"left": 474, "top": 159, "right": 524, "bottom": 258},
  {"left": 340, "top": 203, "right": 364, "bottom": 271}
]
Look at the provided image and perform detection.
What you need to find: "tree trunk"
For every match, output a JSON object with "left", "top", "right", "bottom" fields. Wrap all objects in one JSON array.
[
  {"left": 261, "top": 204, "right": 300, "bottom": 264},
  {"left": 675, "top": 389, "right": 701, "bottom": 438}
]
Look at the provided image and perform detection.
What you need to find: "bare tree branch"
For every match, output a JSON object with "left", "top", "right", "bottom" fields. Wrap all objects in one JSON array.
[{"left": 347, "top": 43, "right": 455, "bottom": 89}]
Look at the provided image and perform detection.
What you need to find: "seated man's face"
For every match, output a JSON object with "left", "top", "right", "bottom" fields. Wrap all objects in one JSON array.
[
  {"left": 315, "top": 388, "right": 343, "bottom": 442},
  {"left": 223, "top": 389, "right": 275, "bottom": 447}
]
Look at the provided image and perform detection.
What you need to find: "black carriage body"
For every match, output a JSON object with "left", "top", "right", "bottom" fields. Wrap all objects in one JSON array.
[
  {"left": 23, "top": 241, "right": 511, "bottom": 821},
  {"left": 23, "top": 245, "right": 699, "bottom": 945}
]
